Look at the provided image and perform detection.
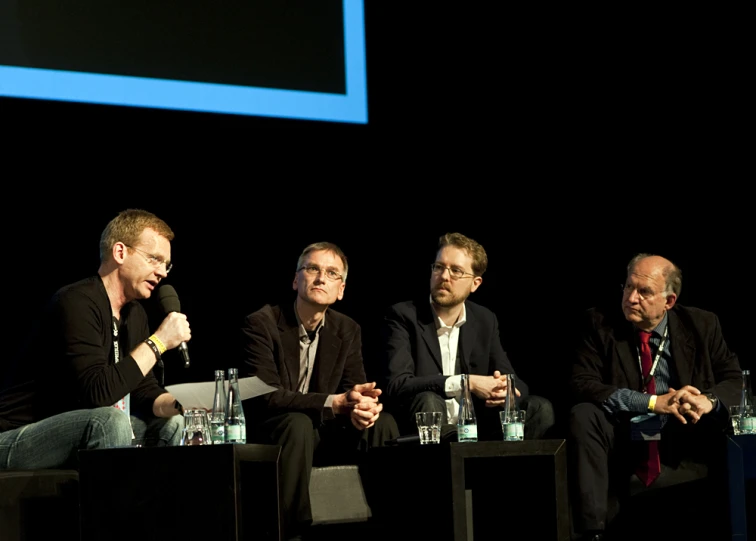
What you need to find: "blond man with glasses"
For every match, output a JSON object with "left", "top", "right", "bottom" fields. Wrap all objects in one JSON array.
[
  {"left": 381, "top": 232, "right": 555, "bottom": 442},
  {"left": 0, "top": 209, "right": 192, "bottom": 472}
]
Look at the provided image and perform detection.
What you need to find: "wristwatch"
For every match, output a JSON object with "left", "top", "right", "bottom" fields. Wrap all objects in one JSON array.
[{"left": 703, "top": 393, "right": 718, "bottom": 409}]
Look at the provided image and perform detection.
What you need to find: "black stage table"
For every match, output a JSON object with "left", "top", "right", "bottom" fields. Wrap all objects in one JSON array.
[
  {"left": 364, "top": 439, "right": 570, "bottom": 541},
  {"left": 78, "top": 444, "right": 282, "bottom": 541}
]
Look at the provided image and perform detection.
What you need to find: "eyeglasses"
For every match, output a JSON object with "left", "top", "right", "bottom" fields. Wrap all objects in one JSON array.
[
  {"left": 298, "top": 264, "right": 343, "bottom": 282},
  {"left": 431, "top": 263, "right": 475, "bottom": 280},
  {"left": 125, "top": 244, "right": 173, "bottom": 274},
  {"left": 620, "top": 283, "right": 657, "bottom": 301}
]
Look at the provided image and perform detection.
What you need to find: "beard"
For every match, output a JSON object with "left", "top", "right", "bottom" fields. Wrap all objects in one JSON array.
[{"left": 431, "top": 286, "right": 470, "bottom": 308}]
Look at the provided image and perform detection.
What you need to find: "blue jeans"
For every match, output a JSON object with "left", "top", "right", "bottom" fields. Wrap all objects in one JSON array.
[
  {"left": 130, "top": 414, "right": 184, "bottom": 447},
  {"left": 0, "top": 407, "right": 133, "bottom": 470}
]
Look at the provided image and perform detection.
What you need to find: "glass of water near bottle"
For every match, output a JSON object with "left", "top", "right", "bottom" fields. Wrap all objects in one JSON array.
[{"left": 180, "top": 409, "right": 212, "bottom": 446}]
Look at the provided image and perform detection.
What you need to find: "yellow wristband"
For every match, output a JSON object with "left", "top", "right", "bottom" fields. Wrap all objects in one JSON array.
[
  {"left": 149, "top": 334, "right": 167, "bottom": 354},
  {"left": 648, "top": 395, "right": 657, "bottom": 413}
]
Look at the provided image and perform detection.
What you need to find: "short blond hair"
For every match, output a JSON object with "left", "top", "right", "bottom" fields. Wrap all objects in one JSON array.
[
  {"left": 438, "top": 232, "right": 488, "bottom": 276},
  {"left": 99, "top": 209, "right": 174, "bottom": 262}
]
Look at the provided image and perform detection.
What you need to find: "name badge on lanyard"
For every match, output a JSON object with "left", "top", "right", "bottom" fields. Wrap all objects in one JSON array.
[
  {"left": 638, "top": 325, "right": 669, "bottom": 394},
  {"left": 630, "top": 325, "right": 668, "bottom": 441},
  {"left": 112, "top": 317, "right": 132, "bottom": 435}
]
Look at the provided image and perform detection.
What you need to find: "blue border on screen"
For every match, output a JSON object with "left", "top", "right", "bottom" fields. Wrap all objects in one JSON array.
[{"left": 0, "top": 0, "right": 366, "bottom": 124}]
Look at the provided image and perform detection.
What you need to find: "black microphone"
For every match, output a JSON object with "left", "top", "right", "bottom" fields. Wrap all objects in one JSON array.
[
  {"left": 386, "top": 434, "right": 421, "bottom": 445},
  {"left": 157, "top": 284, "right": 190, "bottom": 368}
]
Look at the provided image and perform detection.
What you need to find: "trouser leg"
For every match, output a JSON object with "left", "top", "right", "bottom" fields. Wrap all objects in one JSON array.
[
  {"left": 0, "top": 407, "right": 132, "bottom": 470},
  {"left": 131, "top": 414, "right": 184, "bottom": 447},
  {"left": 568, "top": 402, "right": 616, "bottom": 534},
  {"left": 253, "top": 412, "right": 316, "bottom": 539}
]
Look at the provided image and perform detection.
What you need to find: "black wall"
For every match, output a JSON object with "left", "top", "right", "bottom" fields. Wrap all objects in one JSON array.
[{"left": 2, "top": 5, "right": 751, "bottom": 406}]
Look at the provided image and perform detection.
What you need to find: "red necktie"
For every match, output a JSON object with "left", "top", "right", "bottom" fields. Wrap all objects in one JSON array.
[{"left": 635, "top": 330, "right": 661, "bottom": 486}]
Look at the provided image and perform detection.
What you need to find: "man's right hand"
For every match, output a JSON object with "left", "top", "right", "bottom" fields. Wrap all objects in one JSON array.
[{"left": 154, "top": 311, "right": 191, "bottom": 351}]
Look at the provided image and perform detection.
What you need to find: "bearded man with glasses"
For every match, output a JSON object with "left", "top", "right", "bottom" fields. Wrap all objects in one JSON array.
[
  {"left": 240, "top": 241, "right": 398, "bottom": 541},
  {"left": 381, "top": 232, "right": 555, "bottom": 442},
  {"left": 0, "top": 209, "right": 192, "bottom": 472}
]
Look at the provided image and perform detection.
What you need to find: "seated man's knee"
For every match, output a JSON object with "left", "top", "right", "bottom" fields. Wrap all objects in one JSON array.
[
  {"left": 569, "top": 402, "right": 604, "bottom": 438},
  {"left": 525, "top": 395, "right": 555, "bottom": 423},
  {"left": 89, "top": 407, "right": 133, "bottom": 447},
  {"left": 158, "top": 415, "right": 184, "bottom": 446},
  {"left": 522, "top": 395, "right": 556, "bottom": 439},
  {"left": 409, "top": 391, "right": 447, "bottom": 415},
  {"left": 371, "top": 412, "right": 400, "bottom": 445},
  {"left": 275, "top": 412, "right": 316, "bottom": 445}
]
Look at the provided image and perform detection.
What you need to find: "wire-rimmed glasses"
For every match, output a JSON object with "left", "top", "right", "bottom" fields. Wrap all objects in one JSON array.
[
  {"left": 298, "top": 264, "right": 343, "bottom": 282},
  {"left": 125, "top": 244, "right": 173, "bottom": 274},
  {"left": 431, "top": 263, "right": 475, "bottom": 280}
]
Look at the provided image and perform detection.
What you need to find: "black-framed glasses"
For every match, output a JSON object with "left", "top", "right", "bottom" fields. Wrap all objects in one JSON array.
[
  {"left": 298, "top": 264, "right": 343, "bottom": 282},
  {"left": 125, "top": 244, "right": 173, "bottom": 274},
  {"left": 431, "top": 263, "right": 475, "bottom": 280}
]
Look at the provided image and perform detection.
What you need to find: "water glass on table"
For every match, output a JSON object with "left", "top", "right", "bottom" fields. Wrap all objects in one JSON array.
[
  {"left": 415, "top": 412, "right": 442, "bottom": 444},
  {"left": 730, "top": 405, "right": 743, "bottom": 436},
  {"left": 180, "top": 409, "right": 213, "bottom": 446},
  {"left": 500, "top": 409, "right": 526, "bottom": 441}
]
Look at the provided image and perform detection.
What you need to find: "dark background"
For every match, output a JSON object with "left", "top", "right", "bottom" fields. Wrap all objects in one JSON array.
[{"left": 1, "top": 5, "right": 751, "bottom": 411}]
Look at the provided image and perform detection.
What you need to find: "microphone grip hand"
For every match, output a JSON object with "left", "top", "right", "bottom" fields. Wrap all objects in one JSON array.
[
  {"left": 155, "top": 312, "right": 191, "bottom": 350},
  {"left": 155, "top": 312, "right": 192, "bottom": 367}
]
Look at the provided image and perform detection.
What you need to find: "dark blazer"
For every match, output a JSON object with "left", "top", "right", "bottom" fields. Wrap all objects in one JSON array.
[
  {"left": 570, "top": 304, "right": 742, "bottom": 413},
  {"left": 382, "top": 298, "right": 529, "bottom": 407},
  {"left": 240, "top": 302, "right": 367, "bottom": 425}
]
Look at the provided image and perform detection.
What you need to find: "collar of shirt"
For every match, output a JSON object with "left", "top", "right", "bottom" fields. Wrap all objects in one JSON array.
[
  {"left": 430, "top": 297, "right": 467, "bottom": 332},
  {"left": 649, "top": 311, "right": 669, "bottom": 340},
  {"left": 295, "top": 301, "right": 325, "bottom": 343}
]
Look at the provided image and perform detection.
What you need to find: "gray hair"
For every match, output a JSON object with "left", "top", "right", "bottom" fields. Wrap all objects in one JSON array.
[{"left": 296, "top": 241, "right": 349, "bottom": 282}]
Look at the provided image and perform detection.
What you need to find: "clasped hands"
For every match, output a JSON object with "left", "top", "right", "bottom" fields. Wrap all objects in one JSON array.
[
  {"left": 470, "top": 370, "right": 521, "bottom": 408},
  {"left": 334, "top": 382, "right": 383, "bottom": 430},
  {"left": 650, "top": 385, "right": 714, "bottom": 424}
]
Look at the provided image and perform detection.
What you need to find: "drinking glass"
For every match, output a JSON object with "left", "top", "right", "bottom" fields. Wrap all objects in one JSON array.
[
  {"left": 415, "top": 412, "right": 442, "bottom": 444},
  {"left": 180, "top": 408, "right": 212, "bottom": 446},
  {"left": 729, "top": 405, "right": 743, "bottom": 436},
  {"left": 500, "top": 409, "right": 526, "bottom": 441}
]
